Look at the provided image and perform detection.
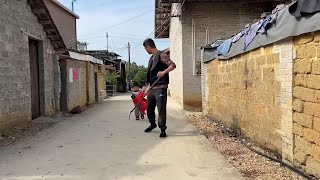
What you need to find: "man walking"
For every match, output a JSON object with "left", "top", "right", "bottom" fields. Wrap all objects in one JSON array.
[{"left": 143, "top": 38, "right": 176, "bottom": 138}]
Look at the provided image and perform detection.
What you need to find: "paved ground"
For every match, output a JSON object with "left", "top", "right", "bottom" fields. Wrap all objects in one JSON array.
[{"left": 0, "top": 94, "right": 243, "bottom": 180}]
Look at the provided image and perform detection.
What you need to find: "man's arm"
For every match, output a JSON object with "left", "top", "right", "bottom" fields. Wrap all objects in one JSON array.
[{"left": 157, "top": 53, "right": 176, "bottom": 77}]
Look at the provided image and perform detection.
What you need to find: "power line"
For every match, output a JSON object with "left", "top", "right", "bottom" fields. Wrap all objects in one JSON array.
[
  {"left": 74, "top": 33, "right": 169, "bottom": 43},
  {"left": 62, "top": 9, "right": 154, "bottom": 46},
  {"left": 63, "top": 3, "right": 185, "bottom": 52},
  {"left": 131, "top": 17, "right": 171, "bottom": 50},
  {"left": 127, "top": 0, "right": 186, "bottom": 65},
  {"left": 132, "top": 0, "right": 186, "bottom": 50},
  {"left": 156, "top": 23, "right": 170, "bottom": 38},
  {"left": 63, "top": 6, "right": 171, "bottom": 46}
]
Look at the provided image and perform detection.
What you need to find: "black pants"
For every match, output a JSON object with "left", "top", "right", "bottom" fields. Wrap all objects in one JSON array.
[{"left": 147, "top": 88, "right": 167, "bottom": 130}]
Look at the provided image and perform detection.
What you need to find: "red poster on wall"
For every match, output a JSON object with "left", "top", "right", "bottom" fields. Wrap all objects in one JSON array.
[{"left": 73, "top": 68, "right": 79, "bottom": 81}]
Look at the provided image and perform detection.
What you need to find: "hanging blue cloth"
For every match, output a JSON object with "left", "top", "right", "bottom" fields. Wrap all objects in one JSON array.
[
  {"left": 244, "top": 19, "right": 264, "bottom": 50},
  {"left": 232, "top": 30, "right": 245, "bottom": 43},
  {"left": 217, "top": 38, "right": 233, "bottom": 55}
]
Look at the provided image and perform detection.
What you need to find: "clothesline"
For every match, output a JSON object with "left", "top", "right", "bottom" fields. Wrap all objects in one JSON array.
[{"left": 203, "top": 0, "right": 320, "bottom": 63}]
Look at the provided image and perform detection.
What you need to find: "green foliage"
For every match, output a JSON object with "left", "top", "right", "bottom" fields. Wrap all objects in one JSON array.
[
  {"left": 133, "top": 68, "right": 147, "bottom": 87},
  {"left": 126, "top": 62, "right": 148, "bottom": 88},
  {"left": 105, "top": 72, "right": 117, "bottom": 85},
  {"left": 117, "top": 76, "right": 127, "bottom": 92}
]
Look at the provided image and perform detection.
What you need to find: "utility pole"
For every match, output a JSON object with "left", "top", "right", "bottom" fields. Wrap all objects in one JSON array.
[
  {"left": 127, "top": 42, "right": 131, "bottom": 91},
  {"left": 72, "top": 0, "right": 78, "bottom": 12},
  {"left": 106, "top": 32, "right": 109, "bottom": 52}
]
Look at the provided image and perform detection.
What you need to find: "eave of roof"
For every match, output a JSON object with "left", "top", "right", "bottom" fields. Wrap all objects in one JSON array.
[
  {"left": 27, "top": 0, "right": 66, "bottom": 51},
  {"left": 50, "top": 0, "right": 80, "bottom": 19}
]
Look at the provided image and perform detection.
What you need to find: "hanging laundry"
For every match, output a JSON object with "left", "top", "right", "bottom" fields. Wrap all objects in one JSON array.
[
  {"left": 289, "top": 0, "right": 320, "bottom": 18},
  {"left": 258, "top": 4, "right": 286, "bottom": 34},
  {"left": 232, "top": 30, "right": 245, "bottom": 43},
  {"left": 258, "top": 13, "right": 277, "bottom": 33},
  {"left": 272, "top": 4, "right": 286, "bottom": 14},
  {"left": 244, "top": 4, "right": 286, "bottom": 48},
  {"left": 211, "top": 39, "right": 225, "bottom": 48},
  {"left": 217, "top": 38, "right": 233, "bottom": 55},
  {"left": 244, "top": 19, "right": 264, "bottom": 50}
]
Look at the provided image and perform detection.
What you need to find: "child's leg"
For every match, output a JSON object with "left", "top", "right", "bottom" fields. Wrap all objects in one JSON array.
[{"left": 135, "top": 107, "right": 140, "bottom": 120}]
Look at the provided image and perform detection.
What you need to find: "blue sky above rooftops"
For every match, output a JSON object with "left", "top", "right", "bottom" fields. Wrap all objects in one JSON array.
[{"left": 58, "top": 0, "right": 169, "bottom": 66}]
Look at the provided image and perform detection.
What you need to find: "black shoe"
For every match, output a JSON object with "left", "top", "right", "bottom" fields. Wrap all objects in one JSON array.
[
  {"left": 144, "top": 124, "right": 157, "bottom": 133},
  {"left": 136, "top": 117, "right": 140, "bottom": 120},
  {"left": 160, "top": 130, "right": 167, "bottom": 138}
]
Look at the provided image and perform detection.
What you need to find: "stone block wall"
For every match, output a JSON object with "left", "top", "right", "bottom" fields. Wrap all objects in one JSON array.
[
  {"left": 88, "top": 63, "right": 95, "bottom": 104},
  {"left": 60, "top": 59, "right": 98, "bottom": 112},
  {"left": 203, "top": 31, "right": 320, "bottom": 178},
  {"left": 66, "top": 60, "right": 87, "bottom": 111},
  {"left": 205, "top": 38, "right": 294, "bottom": 159},
  {"left": 42, "top": 39, "right": 57, "bottom": 116},
  {"left": 97, "top": 64, "right": 107, "bottom": 102},
  {"left": 0, "top": 0, "right": 57, "bottom": 131},
  {"left": 292, "top": 31, "right": 320, "bottom": 177}
]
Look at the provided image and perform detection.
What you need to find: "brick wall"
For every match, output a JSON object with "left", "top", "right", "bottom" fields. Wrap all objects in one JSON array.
[
  {"left": 205, "top": 38, "right": 294, "bottom": 159},
  {"left": 292, "top": 31, "right": 320, "bottom": 177},
  {"left": 0, "top": 0, "right": 57, "bottom": 131},
  {"left": 169, "top": 2, "right": 275, "bottom": 111},
  {"left": 203, "top": 31, "right": 320, "bottom": 178},
  {"left": 201, "top": 50, "right": 209, "bottom": 114}
]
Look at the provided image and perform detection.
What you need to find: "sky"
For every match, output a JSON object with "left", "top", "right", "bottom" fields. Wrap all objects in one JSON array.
[{"left": 58, "top": 0, "right": 169, "bottom": 67}]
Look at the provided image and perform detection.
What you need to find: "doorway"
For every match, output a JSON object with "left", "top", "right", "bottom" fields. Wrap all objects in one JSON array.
[{"left": 29, "top": 39, "right": 40, "bottom": 119}]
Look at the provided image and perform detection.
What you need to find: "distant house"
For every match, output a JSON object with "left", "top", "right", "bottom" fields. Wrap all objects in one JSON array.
[
  {"left": 86, "top": 50, "right": 127, "bottom": 78},
  {"left": 114, "top": 59, "right": 127, "bottom": 79},
  {"left": 44, "top": 0, "right": 79, "bottom": 50},
  {"left": 154, "top": 0, "right": 287, "bottom": 111},
  {"left": 42, "top": 0, "right": 107, "bottom": 111},
  {"left": 77, "top": 41, "right": 89, "bottom": 52}
]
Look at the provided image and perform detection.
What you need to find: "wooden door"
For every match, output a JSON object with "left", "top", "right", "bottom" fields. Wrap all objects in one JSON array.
[
  {"left": 94, "top": 73, "right": 99, "bottom": 102},
  {"left": 29, "top": 40, "right": 40, "bottom": 119}
]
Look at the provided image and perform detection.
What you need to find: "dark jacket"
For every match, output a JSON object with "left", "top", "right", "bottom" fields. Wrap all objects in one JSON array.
[{"left": 146, "top": 51, "right": 169, "bottom": 86}]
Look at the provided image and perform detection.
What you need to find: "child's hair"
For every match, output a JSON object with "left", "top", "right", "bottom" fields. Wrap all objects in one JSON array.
[{"left": 133, "top": 82, "right": 140, "bottom": 87}]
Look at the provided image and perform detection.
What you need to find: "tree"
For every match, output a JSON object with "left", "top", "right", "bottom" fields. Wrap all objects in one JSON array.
[
  {"left": 117, "top": 76, "right": 127, "bottom": 92},
  {"left": 126, "top": 62, "right": 148, "bottom": 87},
  {"left": 105, "top": 72, "right": 117, "bottom": 85},
  {"left": 133, "top": 68, "right": 147, "bottom": 87}
]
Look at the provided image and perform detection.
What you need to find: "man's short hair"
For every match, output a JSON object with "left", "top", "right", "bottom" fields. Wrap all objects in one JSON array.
[{"left": 143, "top": 38, "right": 156, "bottom": 48}]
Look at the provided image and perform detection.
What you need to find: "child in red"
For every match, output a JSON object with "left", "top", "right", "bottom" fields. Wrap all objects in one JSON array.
[{"left": 131, "top": 84, "right": 145, "bottom": 120}]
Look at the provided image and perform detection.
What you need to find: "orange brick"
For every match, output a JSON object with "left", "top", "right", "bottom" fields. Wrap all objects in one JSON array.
[
  {"left": 307, "top": 74, "right": 320, "bottom": 90},
  {"left": 294, "top": 58, "right": 312, "bottom": 73},
  {"left": 303, "top": 128, "right": 320, "bottom": 144},
  {"left": 293, "top": 112, "right": 313, "bottom": 128}
]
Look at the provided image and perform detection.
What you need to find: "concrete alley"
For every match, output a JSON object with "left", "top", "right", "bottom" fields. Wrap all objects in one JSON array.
[{"left": 0, "top": 95, "right": 242, "bottom": 180}]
